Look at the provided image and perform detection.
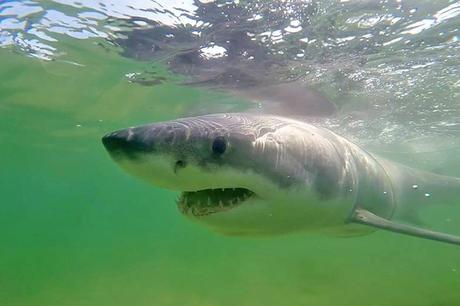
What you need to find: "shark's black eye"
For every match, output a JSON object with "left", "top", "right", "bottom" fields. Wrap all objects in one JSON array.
[{"left": 212, "top": 136, "right": 227, "bottom": 155}]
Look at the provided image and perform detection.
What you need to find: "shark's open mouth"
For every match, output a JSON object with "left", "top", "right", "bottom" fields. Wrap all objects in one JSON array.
[{"left": 177, "top": 188, "right": 255, "bottom": 216}]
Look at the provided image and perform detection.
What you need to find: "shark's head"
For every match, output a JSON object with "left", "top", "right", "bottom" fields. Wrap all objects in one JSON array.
[{"left": 102, "top": 113, "right": 357, "bottom": 236}]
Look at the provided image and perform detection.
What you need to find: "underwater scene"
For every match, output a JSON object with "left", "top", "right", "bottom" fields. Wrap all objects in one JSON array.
[{"left": 1, "top": 0, "right": 460, "bottom": 305}]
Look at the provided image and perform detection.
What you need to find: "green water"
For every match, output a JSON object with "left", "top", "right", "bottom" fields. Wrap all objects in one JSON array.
[
  {"left": 2, "top": 0, "right": 460, "bottom": 304},
  {"left": 1, "top": 44, "right": 460, "bottom": 306}
]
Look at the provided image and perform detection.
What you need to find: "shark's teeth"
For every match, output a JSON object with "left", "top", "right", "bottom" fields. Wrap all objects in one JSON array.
[{"left": 177, "top": 188, "right": 255, "bottom": 216}]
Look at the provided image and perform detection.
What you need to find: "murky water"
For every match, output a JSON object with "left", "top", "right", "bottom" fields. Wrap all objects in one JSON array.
[{"left": 1, "top": 1, "right": 460, "bottom": 305}]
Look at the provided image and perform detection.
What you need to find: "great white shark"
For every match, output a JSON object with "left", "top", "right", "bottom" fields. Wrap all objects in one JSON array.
[{"left": 102, "top": 113, "right": 460, "bottom": 246}]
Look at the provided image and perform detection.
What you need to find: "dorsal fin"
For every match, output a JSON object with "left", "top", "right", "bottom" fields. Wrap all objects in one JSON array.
[
  {"left": 238, "top": 82, "right": 336, "bottom": 117},
  {"left": 350, "top": 208, "right": 460, "bottom": 246}
]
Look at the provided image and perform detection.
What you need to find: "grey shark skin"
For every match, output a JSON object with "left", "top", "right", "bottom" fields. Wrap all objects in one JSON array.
[{"left": 102, "top": 113, "right": 460, "bottom": 244}]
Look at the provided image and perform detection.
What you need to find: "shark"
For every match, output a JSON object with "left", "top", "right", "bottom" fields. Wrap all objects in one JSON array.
[{"left": 102, "top": 113, "right": 460, "bottom": 246}]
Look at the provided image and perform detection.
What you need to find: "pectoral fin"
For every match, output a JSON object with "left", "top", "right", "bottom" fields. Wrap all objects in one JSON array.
[{"left": 350, "top": 208, "right": 460, "bottom": 246}]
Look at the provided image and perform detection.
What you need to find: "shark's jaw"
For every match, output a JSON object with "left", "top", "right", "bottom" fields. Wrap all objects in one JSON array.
[
  {"left": 107, "top": 152, "right": 268, "bottom": 222},
  {"left": 177, "top": 188, "right": 255, "bottom": 216}
]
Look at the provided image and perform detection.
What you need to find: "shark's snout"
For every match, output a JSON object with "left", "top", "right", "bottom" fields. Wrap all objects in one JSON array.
[
  {"left": 101, "top": 131, "right": 128, "bottom": 151},
  {"left": 102, "top": 129, "right": 154, "bottom": 157}
]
